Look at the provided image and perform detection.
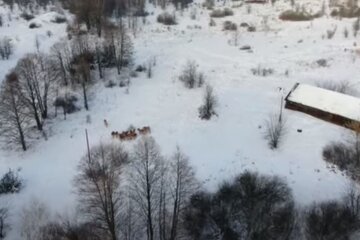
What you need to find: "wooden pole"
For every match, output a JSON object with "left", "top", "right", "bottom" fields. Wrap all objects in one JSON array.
[{"left": 85, "top": 129, "right": 91, "bottom": 162}]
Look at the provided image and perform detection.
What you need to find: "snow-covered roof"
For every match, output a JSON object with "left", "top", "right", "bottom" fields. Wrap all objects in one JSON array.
[{"left": 286, "top": 83, "right": 360, "bottom": 121}]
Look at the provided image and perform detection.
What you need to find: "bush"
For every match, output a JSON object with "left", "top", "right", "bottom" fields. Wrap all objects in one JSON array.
[
  {"left": 54, "top": 94, "right": 79, "bottom": 119},
  {"left": 199, "top": 85, "right": 217, "bottom": 120},
  {"left": 279, "top": 10, "right": 313, "bottom": 21},
  {"left": 157, "top": 12, "right": 177, "bottom": 25},
  {"left": 135, "top": 65, "right": 146, "bottom": 72},
  {"left": 0, "top": 169, "right": 22, "bottom": 194},
  {"left": 210, "top": 8, "right": 234, "bottom": 18},
  {"left": 323, "top": 142, "right": 354, "bottom": 170},
  {"left": 184, "top": 171, "right": 295, "bottom": 240},
  {"left": 203, "top": 0, "right": 214, "bottom": 9},
  {"left": 20, "top": 12, "right": 34, "bottom": 21},
  {"left": 223, "top": 21, "right": 237, "bottom": 31},
  {"left": 39, "top": 220, "right": 101, "bottom": 240},
  {"left": 316, "top": 80, "right": 356, "bottom": 95},
  {"left": 353, "top": 18, "right": 360, "bottom": 37},
  {"left": 0, "top": 37, "right": 13, "bottom": 60},
  {"left": 326, "top": 26, "right": 337, "bottom": 39},
  {"left": 105, "top": 80, "right": 116, "bottom": 88},
  {"left": 322, "top": 123, "right": 360, "bottom": 180},
  {"left": 51, "top": 15, "right": 67, "bottom": 24},
  {"left": 331, "top": 7, "right": 360, "bottom": 18},
  {"left": 251, "top": 65, "right": 274, "bottom": 76},
  {"left": 247, "top": 25, "right": 256, "bottom": 32},
  {"left": 305, "top": 200, "right": 360, "bottom": 240},
  {"left": 29, "top": 22, "right": 41, "bottom": 29},
  {"left": 179, "top": 61, "right": 205, "bottom": 89},
  {"left": 264, "top": 113, "right": 286, "bottom": 149}
]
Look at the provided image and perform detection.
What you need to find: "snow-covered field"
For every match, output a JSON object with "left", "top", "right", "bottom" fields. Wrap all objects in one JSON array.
[{"left": 1, "top": 0, "right": 360, "bottom": 238}]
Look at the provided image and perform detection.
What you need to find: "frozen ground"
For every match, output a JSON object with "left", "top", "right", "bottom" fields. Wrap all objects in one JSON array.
[{"left": 1, "top": 0, "right": 360, "bottom": 238}]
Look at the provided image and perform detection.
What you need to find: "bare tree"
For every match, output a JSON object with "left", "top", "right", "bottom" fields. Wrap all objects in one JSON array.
[
  {"left": 115, "top": 24, "right": 133, "bottom": 75},
  {"left": 15, "top": 54, "right": 45, "bottom": 130},
  {"left": 75, "top": 143, "right": 129, "bottom": 240},
  {"left": 169, "top": 147, "right": 198, "bottom": 240},
  {"left": 76, "top": 56, "right": 91, "bottom": 111},
  {"left": 20, "top": 199, "right": 50, "bottom": 240},
  {"left": 264, "top": 108, "right": 286, "bottom": 150},
  {"left": 119, "top": 189, "right": 141, "bottom": 240},
  {"left": 179, "top": 61, "right": 204, "bottom": 89},
  {"left": 51, "top": 41, "right": 72, "bottom": 86},
  {"left": 129, "top": 137, "right": 165, "bottom": 240},
  {"left": 0, "top": 72, "right": 30, "bottom": 151},
  {"left": 198, "top": 85, "right": 217, "bottom": 120}
]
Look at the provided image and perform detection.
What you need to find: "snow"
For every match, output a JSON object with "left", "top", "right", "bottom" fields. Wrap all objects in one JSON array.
[
  {"left": 0, "top": 0, "right": 359, "bottom": 238},
  {"left": 287, "top": 83, "right": 360, "bottom": 121}
]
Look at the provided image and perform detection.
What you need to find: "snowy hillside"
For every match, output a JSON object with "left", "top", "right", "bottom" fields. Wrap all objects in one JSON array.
[{"left": 1, "top": 0, "right": 360, "bottom": 238}]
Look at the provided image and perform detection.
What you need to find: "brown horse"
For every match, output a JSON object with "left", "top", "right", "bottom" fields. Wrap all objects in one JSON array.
[{"left": 138, "top": 126, "right": 151, "bottom": 135}]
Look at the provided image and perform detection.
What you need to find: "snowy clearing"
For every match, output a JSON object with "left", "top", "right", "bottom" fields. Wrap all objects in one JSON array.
[{"left": 1, "top": 0, "right": 360, "bottom": 238}]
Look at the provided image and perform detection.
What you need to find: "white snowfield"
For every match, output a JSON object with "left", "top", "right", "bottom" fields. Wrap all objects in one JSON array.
[
  {"left": 287, "top": 83, "right": 360, "bottom": 121},
  {"left": 0, "top": 0, "right": 359, "bottom": 238}
]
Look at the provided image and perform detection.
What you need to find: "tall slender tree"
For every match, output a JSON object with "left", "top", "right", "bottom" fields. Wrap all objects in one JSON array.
[{"left": 0, "top": 72, "right": 30, "bottom": 151}]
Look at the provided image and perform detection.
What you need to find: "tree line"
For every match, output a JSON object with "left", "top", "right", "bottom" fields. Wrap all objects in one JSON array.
[
  {"left": 2, "top": 136, "right": 359, "bottom": 240},
  {"left": 0, "top": 19, "right": 133, "bottom": 151}
]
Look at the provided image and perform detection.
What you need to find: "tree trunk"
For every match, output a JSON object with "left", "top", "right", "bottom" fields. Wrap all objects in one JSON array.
[
  {"left": 32, "top": 105, "right": 43, "bottom": 131},
  {"left": 146, "top": 160, "right": 154, "bottom": 240},
  {"left": 82, "top": 81, "right": 89, "bottom": 111}
]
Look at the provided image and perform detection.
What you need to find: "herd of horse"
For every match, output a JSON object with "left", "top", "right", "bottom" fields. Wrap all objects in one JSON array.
[
  {"left": 111, "top": 126, "right": 151, "bottom": 141},
  {"left": 104, "top": 119, "right": 151, "bottom": 141}
]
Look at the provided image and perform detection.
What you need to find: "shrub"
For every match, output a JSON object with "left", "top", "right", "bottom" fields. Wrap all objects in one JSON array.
[
  {"left": 105, "top": 80, "right": 116, "bottom": 88},
  {"left": 240, "top": 22, "right": 249, "bottom": 27},
  {"left": 20, "top": 12, "right": 34, "bottom": 21},
  {"left": 179, "top": 61, "right": 205, "bottom": 89},
  {"left": 247, "top": 25, "right": 256, "bottom": 32},
  {"left": 29, "top": 22, "right": 41, "bottom": 29},
  {"left": 209, "top": 18, "right": 216, "bottom": 26},
  {"left": 119, "top": 78, "right": 130, "bottom": 87},
  {"left": 184, "top": 171, "right": 295, "bottom": 240},
  {"left": 199, "top": 85, "right": 217, "bottom": 120},
  {"left": 0, "top": 169, "right": 22, "bottom": 194},
  {"left": 323, "top": 142, "right": 354, "bottom": 170},
  {"left": 0, "top": 37, "right": 13, "bottom": 60},
  {"left": 353, "top": 18, "right": 360, "bottom": 37},
  {"left": 133, "top": 10, "right": 149, "bottom": 17},
  {"left": 157, "top": 12, "right": 177, "bottom": 25},
  {"left": 279, "top": 9, "right": 313, "bottom": 21},
  {"left": 316, "top": 80, "right": 356, "bottom": 95},
  {"left": 51, "top": 15, "right": 67, "bottom": 24},
  {"left": 223, "top": 21, "right": 237, "bottom": 31},
  {"left": 135, "top": 65, "right": 146, "bottom": 72},
  {"left": 210, "top": 8, "right": 234, "bottom": 18},
  {"left": 331, "top": 7, "right": 360, "bottom": 18},
  {"left": 322, "top": 123, "right": 360, "bottom": 180},
  {"left": 264, "top": 113, "right": 286, "bottom": 149},
  {"left": 305, "top": 200, "right": 360, "bottom": 240},
  {"left": 54, "top": 94, "right": 79, "bottom": 119},
  {"left": 326, "top": 26, "right": 337, "bottom": 39},
  {"left": 203, "top": 0, "right": 214, "bottom": 9},
  {"left": 251, "top": 65, "right": 274, "bottom": 76}
]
